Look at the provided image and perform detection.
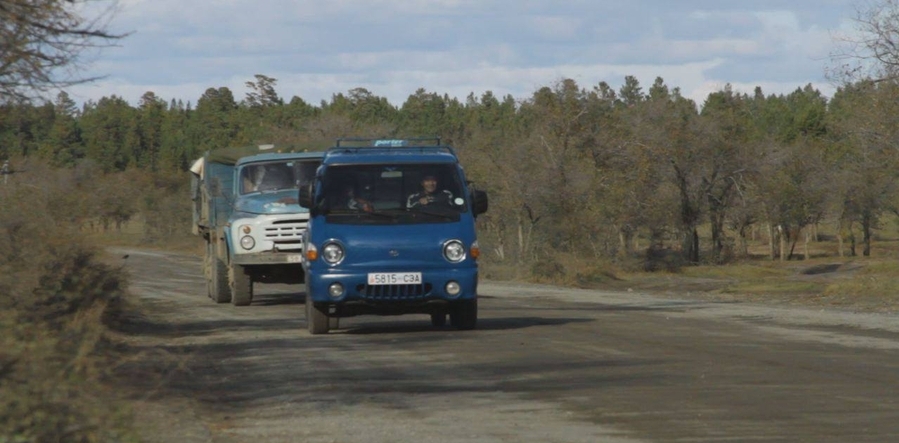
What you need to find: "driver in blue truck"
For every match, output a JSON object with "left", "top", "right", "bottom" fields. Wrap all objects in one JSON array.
[{"left": 406, "top": 173, "right": 455, "bottom": 208}]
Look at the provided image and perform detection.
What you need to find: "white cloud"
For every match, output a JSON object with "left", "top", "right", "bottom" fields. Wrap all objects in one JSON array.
[{"left": 62, "top": 0, "right": 860, "bottom": 109}]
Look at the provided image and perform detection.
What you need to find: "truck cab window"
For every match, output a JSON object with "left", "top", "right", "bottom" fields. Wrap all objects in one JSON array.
[
  {"left": 241, "top": 162, "right": 295, "bottom": 193},
  {"left": 320, "top": 164, "right": 466, "bottom": 222}
]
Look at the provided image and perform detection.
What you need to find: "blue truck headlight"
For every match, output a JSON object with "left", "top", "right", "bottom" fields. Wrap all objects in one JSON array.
[
  {"left": 240, "top": 235, "right": 255, "bottom": 250},
  {"left": 443, "top": 240, "right": 465, "bottom": 263},
  {"left": 322, "top": 242, "right": 345, "bottom": 265}
]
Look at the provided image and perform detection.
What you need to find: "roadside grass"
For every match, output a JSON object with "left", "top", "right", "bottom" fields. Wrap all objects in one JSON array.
[
  {"left": 822, "top": 260, "right": 899, "bottom": 297},
  {"left": 82, "top": 214, "right": 201, "bottom": 256},
  {"left": 480, "top": 222, "right": 899, "bottom": 313}
]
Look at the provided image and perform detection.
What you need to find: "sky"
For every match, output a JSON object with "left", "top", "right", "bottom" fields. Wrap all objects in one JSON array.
[{"left": 66, "top": 0, "right": 865, "bottom": 109}]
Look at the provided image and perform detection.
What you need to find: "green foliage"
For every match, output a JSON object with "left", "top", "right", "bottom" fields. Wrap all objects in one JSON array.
[
  {"left": 5, "top": 69, "right": 899, "bottom": 268},
  {"left": 80, "top": 96, "right": 140, "bottom": 172}
]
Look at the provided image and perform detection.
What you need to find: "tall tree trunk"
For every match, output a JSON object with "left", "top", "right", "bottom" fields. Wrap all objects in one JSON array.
[
  {"left": 837, "top": 219, "right": 845, "bottom": 258},
  {"left": 804, "top": 229, "right": 810, "bottom": 261},
  {"left": 862, "top": 212, "right": 872, "bottom": 257},
  {"left": 767, "top": 223, "right": 777, "bottom": 260},
  {"left": 738, "top": 225, "right": 749, "bottom": 258},
  {"left": 517, "top": 214, "right": 524, "bottom": 263},
  {"left": 682, "top": 226, "right": 699, "bottom": 264},
  {"left": 674, "top": 164, "right": 700, "bottom": 264},
  {"left": 779, "top": 225, "right": 786, "bottom": 262},
  {"left": 709, "top": 210, "right": 725, "bottom": 263}
]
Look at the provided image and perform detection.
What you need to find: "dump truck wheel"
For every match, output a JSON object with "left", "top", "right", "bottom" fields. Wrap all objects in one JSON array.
[
  {"left": 204, "top": 241, "right": 213, "bottom": 299},
  {"left": 230, "top": 263, "right": 253, "bottom": 306},
  {"left": 209, "top": 241, "right": 230, "bottom": 303}
]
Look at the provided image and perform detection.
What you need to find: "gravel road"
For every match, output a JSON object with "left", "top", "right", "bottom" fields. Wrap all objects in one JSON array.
[{"left": 113, "top": 248, "right": 899, "bottom": 443}]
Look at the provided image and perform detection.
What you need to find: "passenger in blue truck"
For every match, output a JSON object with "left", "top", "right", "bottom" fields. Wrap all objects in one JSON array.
[
  {"left": 406, "top": 174, "right": 454, "bottom": 208},
  {"left": 337, "top": 181, "right": 373, "bottom": 213}
]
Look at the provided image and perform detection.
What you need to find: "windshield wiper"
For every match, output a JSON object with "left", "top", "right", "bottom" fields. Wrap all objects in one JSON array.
[
  {"left": 363, "top": 210, "right": 398, "bottom": 219},
  {"left": 259, "top": 188, "right": 292, "bottom": 194},
  {"left": 327, "top": 209, "right": 398, "bottom": 220}
]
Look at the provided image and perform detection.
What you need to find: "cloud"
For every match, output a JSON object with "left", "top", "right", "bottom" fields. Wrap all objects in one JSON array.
[{"left": 63, "top": 0, "right": 859, "bottom": 109}]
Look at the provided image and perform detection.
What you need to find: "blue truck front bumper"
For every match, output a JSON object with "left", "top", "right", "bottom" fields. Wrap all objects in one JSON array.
[{"left": 305, "top": 266, "right": 478, "bottom": 313}]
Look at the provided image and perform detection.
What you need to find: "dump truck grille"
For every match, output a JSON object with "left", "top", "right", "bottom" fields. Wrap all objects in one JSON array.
[{"left": 264, "top": 219, "right": 307, "bottom": 251}]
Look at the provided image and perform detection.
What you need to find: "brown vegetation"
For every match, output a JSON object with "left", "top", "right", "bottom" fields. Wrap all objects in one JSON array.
[{"left": 0, "top": 159, "right": 194, "bottom": 442}]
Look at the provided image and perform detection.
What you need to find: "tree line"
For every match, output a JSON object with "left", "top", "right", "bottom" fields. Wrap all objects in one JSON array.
[{"left": 2, "top": 73, "right": 898, "bottom": 268}]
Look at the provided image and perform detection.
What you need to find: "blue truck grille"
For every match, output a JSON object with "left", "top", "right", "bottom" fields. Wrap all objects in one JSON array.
[{"left": 356, "top": 283, "right": 433, "bottom": 300}]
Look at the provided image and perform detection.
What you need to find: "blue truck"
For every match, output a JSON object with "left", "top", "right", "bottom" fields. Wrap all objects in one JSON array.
[
  {"left": 191, "top": 144, "right": 324, "bottom": 305},
  {"left": 297, "top": 138, "right": 488, "bottom": 334}
]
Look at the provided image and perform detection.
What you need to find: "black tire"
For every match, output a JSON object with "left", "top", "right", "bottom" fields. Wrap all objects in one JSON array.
[
  {"left": 306, "top": 300, "right": 330, "bottom": 335},
  {"left": 208, "top": 240, "right": 230, "bottom": 303},
  {"left": 230, "top": 263, "right": 253, "bottom": 306},
  {"left": 430, "top": 313, "right": 447, "bottom": 327},
  {"left": 449, "top": 299, "right": 477, "bottom": 330},
  {"left": 204, "top": 240, "right": 213, "bottom": 298}
]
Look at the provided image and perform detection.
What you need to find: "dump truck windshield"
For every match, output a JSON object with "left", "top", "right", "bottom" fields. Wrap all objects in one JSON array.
[{"left": 240, "top": 160, "right": 318, "bottom": 194}]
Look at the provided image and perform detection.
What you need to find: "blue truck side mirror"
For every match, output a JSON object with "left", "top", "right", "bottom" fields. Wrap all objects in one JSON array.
[{"left": 298, "top": 183, "right": 313, "bottom": 209}]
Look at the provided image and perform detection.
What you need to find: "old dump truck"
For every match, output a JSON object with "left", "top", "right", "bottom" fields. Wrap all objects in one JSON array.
[{"left": 191, "top": 144, "right": 324, "bottom": 305}]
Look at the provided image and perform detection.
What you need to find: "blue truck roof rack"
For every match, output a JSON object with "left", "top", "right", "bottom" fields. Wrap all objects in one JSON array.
[
  {"left": 330, "top": 137, "right": 457, "bottom": 157},
  {"left": 334, "top": 137, "right": 442, "bottom": 148}
]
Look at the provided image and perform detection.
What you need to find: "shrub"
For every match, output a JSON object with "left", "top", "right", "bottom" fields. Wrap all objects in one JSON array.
[
  {"left": 0, "top": 160, "right": 138, "bottom": 443},
  {"left": 643, "top": 243, "right": 684, "bottom": 273}
]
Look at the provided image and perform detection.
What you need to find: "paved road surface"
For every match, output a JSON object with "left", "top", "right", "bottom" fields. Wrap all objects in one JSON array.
[{"left": 115, "top": 248, "right": 899, "bottom": 443}]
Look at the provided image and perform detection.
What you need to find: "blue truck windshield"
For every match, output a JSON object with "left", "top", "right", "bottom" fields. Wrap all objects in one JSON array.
[{"left": 321, "top": 164, "right": 466, "bottom": 224}]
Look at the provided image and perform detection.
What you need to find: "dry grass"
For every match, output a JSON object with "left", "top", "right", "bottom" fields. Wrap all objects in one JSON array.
[
  {"left": 0, "top": 161, "right": 149, "bottom": 443},
  {"left": 480, "top": 223, "right": 899, "bottom": 314}
]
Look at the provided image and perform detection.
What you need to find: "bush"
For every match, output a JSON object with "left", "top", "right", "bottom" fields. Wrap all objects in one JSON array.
[
  {"left": 530, "top": 257, "right": 566, "bottom": 282},
  {"left": 0, "top": 160, "right": 138, "bottom": 443},
  {"left": 643, "top": 243, "right": 684, "bottom": 273}
]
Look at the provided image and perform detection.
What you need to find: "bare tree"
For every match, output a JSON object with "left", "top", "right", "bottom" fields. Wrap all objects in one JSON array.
[
  {"left": 0, "top": 0, "right": 126, "bottom": 102},
  {"left": 829, "top": 0, "right": 899, "bottom": 84}
]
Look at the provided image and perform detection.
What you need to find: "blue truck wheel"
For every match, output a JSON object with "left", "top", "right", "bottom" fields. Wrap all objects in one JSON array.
[
  {"left": 431, "top": 313, "right": 447, "bottom": 327},
  {"left": 305, "top": 300, "right": 330, "bottom": 335},
  {"left": 450, "top": 299, "right": 477, "bottom": 330}
]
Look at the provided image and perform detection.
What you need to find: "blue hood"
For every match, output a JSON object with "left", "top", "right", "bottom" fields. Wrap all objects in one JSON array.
[{"left": 234, "top": 190, "right": 309, "bottom": 215}]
